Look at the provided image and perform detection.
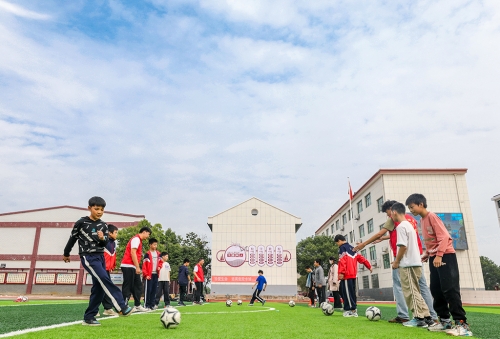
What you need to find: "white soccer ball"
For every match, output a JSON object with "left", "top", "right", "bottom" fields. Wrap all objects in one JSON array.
[
  {"left": 288, "top": 300, "right": 295, "bottom": 307},
  {"left": 226, "top": 299, "right": 233, "bottom": 307},
  {"left": 319, "top": 302, "right": 326, "bottom": 309},
  {"left": 160, "top": 307, "right": 181, "bottom": 329},
  {"left": 237, "top": 300, "right": 242, "bottom": 305},
  {"left": 322, "top": 303, "right": 334, "bottom": 316},
  {"left": 22, "top": 296, "right": 28, "bottom": 302},
  {"left": 365, "top": 306, "right": 381, "bottom": 321}
]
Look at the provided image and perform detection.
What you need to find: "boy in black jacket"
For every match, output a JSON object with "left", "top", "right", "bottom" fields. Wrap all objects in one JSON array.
[{"left": 63, "top": 196, "right": 133, "bottom": 325}]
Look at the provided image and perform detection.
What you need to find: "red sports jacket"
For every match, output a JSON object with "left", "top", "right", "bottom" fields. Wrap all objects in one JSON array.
[
  {"left": 338, "top": 242, "right": 371, "bottom": 280},
  {"left": 142, "top": 250, "right": 163, "bottom": 279}
]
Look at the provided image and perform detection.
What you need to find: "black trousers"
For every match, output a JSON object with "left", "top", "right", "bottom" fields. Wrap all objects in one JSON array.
[
  {"left": 121, "top": 267, "right": 142, "bottom": 307},
  {"left": 194, "top": 282, "right": 204, "bottom": 302},
  {"left": 179, "top": 284, "right": 187, "bottom": 304},
  {"left": 144, "top": 274, "right": 158, "bottom": 308},
  {"left": 340, "top": 279, "right": 357, "bottom": 311},
  {"left": 250, "top": 289, "right": 264, "bottom": 304},
  {"left": 80, "top": 254, "right": 128, "bottom": 320},
  {"left": 155, "top": 281, "right": 170, "bottom": 306},
  {"left": 429, "top": 253, "right": 467, "bottom": 322},
  {"left": 316, "top": 285, "right": 326, "bottom": 304},
  {"left": 330, "top": 290, "right": 342, "bottom": 309},
  {"left": 308, "top": 287, "right": 315, "bottom": 305}
]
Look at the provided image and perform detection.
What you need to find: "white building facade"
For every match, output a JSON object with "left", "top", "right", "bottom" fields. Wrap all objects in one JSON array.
[
  {"left": 491, "top": 194, "right": 500, "bottom": 227},
  {"left": 208, "top": 197, "right": 301, "bottom": 297},
  {"left": 0, "top": 206, "right": 144, "bottom": 295},
  {"left": 316, "top": 169, "right": 485, "bottom": 302}
]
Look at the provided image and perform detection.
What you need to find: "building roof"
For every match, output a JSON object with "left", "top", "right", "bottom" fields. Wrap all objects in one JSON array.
[
  {"left": 0, "top": 205, "right": 145, "bottom": 218},
  {"left": 491, "top": 194, "right": 500, "bottom": 201},
  {"left": 315, "top": 168, "right": 468, "bottom": 234}
]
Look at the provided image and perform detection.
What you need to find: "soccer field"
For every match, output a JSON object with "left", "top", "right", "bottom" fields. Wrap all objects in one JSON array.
[{"left": 0, "top": 300, "right": 498, "bottom": 339}]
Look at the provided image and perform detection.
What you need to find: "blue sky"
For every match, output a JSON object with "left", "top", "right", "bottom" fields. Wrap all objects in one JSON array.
[{"left": 1, "top": 0, "right": 500, "bottom": 264}]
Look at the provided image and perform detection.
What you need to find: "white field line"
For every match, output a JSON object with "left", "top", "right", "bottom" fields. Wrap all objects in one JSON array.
[
  {"left": 0, "top": 302, "right": 88, "bottom": 307},
  {"left": 0, "top": 306, "right": 276, "bottom": 337}
]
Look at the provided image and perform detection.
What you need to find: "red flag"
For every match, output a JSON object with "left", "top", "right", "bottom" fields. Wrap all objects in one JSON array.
[{"left": 348, "top": 180, "right": 353, "bottom": 201}]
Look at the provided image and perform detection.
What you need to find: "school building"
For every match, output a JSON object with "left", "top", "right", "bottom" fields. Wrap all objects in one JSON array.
[
  {"left": 208, "top": 197, "right": 301, "bottom": 298},
  {"left": 316, "top": 169, "right": 500, "bottom": 304},
  {"left": 0, "top": 206, "right": 144, "bottom": 296}
]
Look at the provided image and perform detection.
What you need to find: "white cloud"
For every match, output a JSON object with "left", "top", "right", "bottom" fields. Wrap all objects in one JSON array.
[{"left": 0, "top": 0, "right": 50, "bottom": 20}]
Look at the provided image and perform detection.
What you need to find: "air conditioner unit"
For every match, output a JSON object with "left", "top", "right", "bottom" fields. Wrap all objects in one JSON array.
[
  {"left": 370, "top": 260, "right": 378, "bottom": 267},
  {"left": 356, "top": 238, "right": 363, "bottom": 244},
  {"left": 354, "top": 214, "right": 360, "bottom": 221},
  {"left": 382, "top": 246, "right": 389, "bottom": 253},
  {"left": 340, "top": 226, "right": 345, "bottom": 231},
  {"left": 358, "top": 264, "right": 365, "bottom": 270}
]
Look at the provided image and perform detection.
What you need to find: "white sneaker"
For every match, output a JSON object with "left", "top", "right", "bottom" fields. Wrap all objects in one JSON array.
[
  {"left": 95, "top": 312, "right": 101, "bottom": 317},
  {"left": 103, "top": 309, "right": 118, "bottom": 316},
  {"left": 152, "top": 305, "right": 158, "bottom": 310},
  {"left": 134, "top": 305, "right": 148, "bottom": 312},
  {"left": 446, "top": 321, "right": 473, "bottom": 337}
]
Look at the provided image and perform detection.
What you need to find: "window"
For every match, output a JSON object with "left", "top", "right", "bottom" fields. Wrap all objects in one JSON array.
[
  {"left": 361, "top": 249, "right": 367, "bottom": 259},
  {"left": 348, "top": 209, "right": 351, "bottom": 221},
  {"left": 359, "top": 224, "right": 365, "bottom": 238},
  {"left": 357, "top": 200, "right": 363, "bottom": 214},
  {"left": 342, "top": 214, "right": 347, "bottom": 225},
  {"left": 365, "top": 193, "right": 371, "bottom": 207},
  {"left": 336, "top": 220, "right": 340, "bottom": 230},
  {"left": 383, "top": 254, "right": 390, "bottom": 269},
  {"left": 367, "top": 219, "right": 374, "bottom": 233},
  {"left": 349, "top": 231, "right": 354, "bottom": 243},
  {"left": 362, "top": 276, "right": 369, "bottom": 289},
  {"left": 377, "top": 197, "right": 384, "bottom": 212},
  {"left": 326, "top": 229, "right": 329, "bottom": 236},
  {"left": 369, "top": 246, "right": 377, "bottom": 261},
  {"left": 379, "top": 223, "right": 385, "bottom": 231},
  {"left": 371, "top": 274, "right": 379, "bottom": 289},
  {"left": 331, "top": 225, "right": 334, "bottom": 234}
]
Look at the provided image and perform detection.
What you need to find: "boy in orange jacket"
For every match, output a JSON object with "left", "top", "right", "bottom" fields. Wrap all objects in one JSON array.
[{"left": 142, "top": 238, "right": 163, "bottom": 310}]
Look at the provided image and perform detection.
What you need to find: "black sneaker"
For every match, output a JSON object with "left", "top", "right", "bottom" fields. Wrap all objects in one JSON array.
[{"left": 82, "top": 319, "right": 101, "bottom": 326}]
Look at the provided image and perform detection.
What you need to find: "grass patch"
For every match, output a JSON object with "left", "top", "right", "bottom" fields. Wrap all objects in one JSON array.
[{"left": 0, "top": 301, "right": 498, "bottom": 339}]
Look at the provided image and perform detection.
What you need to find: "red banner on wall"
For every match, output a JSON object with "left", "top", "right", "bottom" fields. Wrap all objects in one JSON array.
[{"left": 212, "top": 276, "right": 256, "bottom": 283}]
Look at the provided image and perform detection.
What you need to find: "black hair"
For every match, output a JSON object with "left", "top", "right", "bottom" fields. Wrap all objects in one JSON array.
[
  {"left": 381, "top": 200, "right": 397, "bottom": 212},
  {"left": 183, "top": 258, "right": 190, "bottom": 264},
  {"left": 108, "top": 224, "right": 118, "bottom": 233},
  {"left": 258, "top": 270, "right": 263, "bottom": 274},
  {"left": 198, "top": 258, "right": 204, "bottom": 262},
  {"left": 314, "top": 258, "right": 322, "bottom": 265},
  {"left": 160, "top": 252, "right": 168, "bottom": 257},
  {"left": 391, "top": 202, "right": 406, "bottom": 214},
  {"left": 149, "top": 238, "right": 158, "bottom": 245},
  {"left": 405, "top": 193, "right": 427, "bottom": 208},
  {"left": 334, "top": 234, "right": 345, "bottom": 242},
  {"left": 139, "top": 226, "right": 152, "bottom": 234},
  {"left": 305, "top": 265, "right": 311, "bottom": 269},
  {"left": 329, "top": 256, "right": 335, "bottom": 261},
  {"left": 88, "top": 196, "right": 106, "bottom": 208}
]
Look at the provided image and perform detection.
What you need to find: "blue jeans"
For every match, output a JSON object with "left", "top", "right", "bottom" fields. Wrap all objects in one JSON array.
[{"left": 393, "top": 265, "right": 437, "bottom": 319}]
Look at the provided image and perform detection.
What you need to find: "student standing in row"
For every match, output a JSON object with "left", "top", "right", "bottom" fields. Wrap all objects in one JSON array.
[
  {"left": 178, "top": 259, "right": 191, "bottom": 306},
  {"left": 406, "top": 193, "right": 472, "bottom": 336},
  {"left": 305, "top": 266, "right": 315, "bottom": 307},
  {"left": 193, "top": 258, "right": 205, "bottom": 305},
  {"left": 328, "top": 257, "right": 343, "bottom": 311},
  {"left": 121, "top": 226, "right": 151, "bottom": 312},
  {"left": 313, "top": 259, "right": 326, "bottom": 306},
  {"left": 155, "top": 252, "right": 171, "bottom": 308},
  {"left": 101, "top": 224, "right": 119, "bottom": 316},
  {"left": 142, "top": 238, "right": 162, "bottom": 310}
]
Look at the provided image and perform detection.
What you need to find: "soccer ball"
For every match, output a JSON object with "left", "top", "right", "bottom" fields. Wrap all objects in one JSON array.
[
  {"left": 365, "top": 306, "right": 381, "bottom": 321},
  {"left": 237, "top": 300, "right": 242, "bottom": 305},
  {"left": 15, "top": 296, "right": 28, "bottom": 302},
  {"left": 226, "top": 299, "right": 232, "bottom": 307},
  {"left": 322, "top": 303, "right": 334, "bottom": 316},
  {"left": 319, "top": 302, "right": 326, "bottom": 309},
  {"left": 288, "top": 300, "right": 295, "bottom": 307},
  {"left": 160, "top": 307, "right": 181, "bottom": 329}
]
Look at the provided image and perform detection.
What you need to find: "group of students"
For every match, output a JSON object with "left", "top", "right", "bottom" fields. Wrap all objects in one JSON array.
[
  {"left": 63, "top": 196, "right": 206, "bottom": 326},
  {"left": 327, "top": 193, "right": 471, "bottom": 337},
  {"left": 305, "top": 257, "right": 345, "bottom": 311}
]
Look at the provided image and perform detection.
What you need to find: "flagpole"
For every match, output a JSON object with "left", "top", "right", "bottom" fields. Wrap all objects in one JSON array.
[{"left": 348, "top": 178, "right": 355, "bottom": 243}]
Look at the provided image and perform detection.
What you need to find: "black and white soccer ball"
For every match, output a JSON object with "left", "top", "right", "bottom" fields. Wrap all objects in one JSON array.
[
  {"left": 288, "top": 300, "right": 295, "bottom": 307},
  {"left": 365, "top": 306, "right": 381, "bottom": 321},
  {"left": 322, "top": 302, "right": 334, "bottom": 316},
  {"left": 226, "top": 299, "right": 232, "bottom": 307},
  {"left": 160, "top": 307, "right": 181, "bottom": 329},
  {"left": 237, "top": 300, "right": 242, "bottom": 305}
]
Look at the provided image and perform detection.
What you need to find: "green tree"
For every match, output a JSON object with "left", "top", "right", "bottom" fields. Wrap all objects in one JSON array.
[
  {"left": 296, "top": 235, "right": 338, "bottom": 290},
  {"left": 480, "top": 256, "right": 500, "bottom": 290}
]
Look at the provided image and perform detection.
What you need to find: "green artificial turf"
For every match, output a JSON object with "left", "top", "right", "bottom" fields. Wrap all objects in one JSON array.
[{"left": 0, "top": 301, "right": 498, "bottom": 339}]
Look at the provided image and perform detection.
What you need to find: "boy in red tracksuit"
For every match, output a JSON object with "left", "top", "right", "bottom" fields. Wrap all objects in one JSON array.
[
  {"left": 142, "top": 238, "right": 163, "bottom": 310},
  {"left": 101, "top": 224, "right": 119, "bottom": 316},
  {"left": 334, "top": 234, "right": 372, "bottom": 317}
]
